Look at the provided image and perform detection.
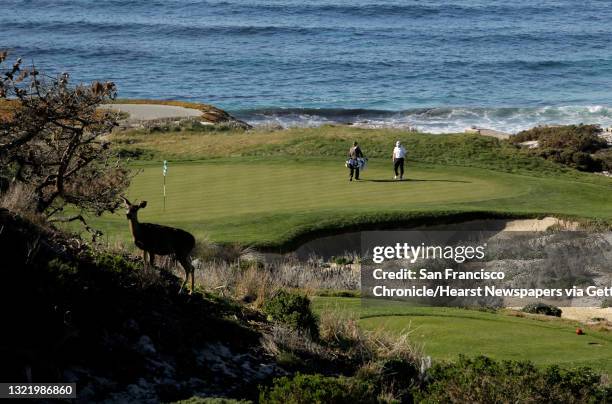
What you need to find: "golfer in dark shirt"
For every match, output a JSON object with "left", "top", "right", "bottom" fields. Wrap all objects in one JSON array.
[{"left": 347, "top": 141, "right": 364, "bottom": 181}]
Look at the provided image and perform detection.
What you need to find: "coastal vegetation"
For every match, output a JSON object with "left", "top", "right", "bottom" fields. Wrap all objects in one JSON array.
[
  {"left": 4, "top": 205, "right": 610, "bottom": 401},
  {"left": 510, "top": 124, "right": 611, "bottom": 172}
]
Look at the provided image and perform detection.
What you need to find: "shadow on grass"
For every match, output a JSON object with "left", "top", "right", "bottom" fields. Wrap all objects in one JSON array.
[{"left": 361, "top": 178, "right": 471, "bottom": 183}]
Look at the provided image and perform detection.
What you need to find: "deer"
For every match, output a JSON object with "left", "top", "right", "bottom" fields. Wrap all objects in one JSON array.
[{"left": 121, "top": 196, "right": 196, "bottom": 294}]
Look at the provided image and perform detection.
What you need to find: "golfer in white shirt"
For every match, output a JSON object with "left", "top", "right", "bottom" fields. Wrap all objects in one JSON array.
[{"left": 392, "top": 140, "right": 406, "bottom": 180}]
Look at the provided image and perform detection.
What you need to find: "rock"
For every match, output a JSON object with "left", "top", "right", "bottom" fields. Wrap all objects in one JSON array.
[
  {"left": 464, "top": 126, "right": 511, "bottom": 139},
  {"left": 135, "top": 335, "right": 156, "bottom": 355},
  {"left": 518, "top": 140, "right": 540, "bottom": 149},
  {"left": 101, "top": 102, "right": 252, "bottom": 130}
]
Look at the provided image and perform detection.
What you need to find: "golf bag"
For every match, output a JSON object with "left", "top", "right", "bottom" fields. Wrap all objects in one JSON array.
[{"left": 345, "top": 157, "right": 367, "bottom": 170}]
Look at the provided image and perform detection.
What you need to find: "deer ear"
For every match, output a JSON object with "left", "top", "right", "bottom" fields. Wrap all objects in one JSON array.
[
  {"left": 120, "top": 195, "right": 131, "bottom": 207},
  {"left": 139, "top": 201, "right": 148, "bottom": 208}
]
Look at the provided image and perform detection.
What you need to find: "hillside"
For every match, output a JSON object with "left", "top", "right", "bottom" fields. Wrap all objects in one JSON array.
[
  {"left": 2, "top": 208, "right": 611, "bottom": 402},
  {"left": 0, "top": 208, "right": 276, "bottom": 402}
]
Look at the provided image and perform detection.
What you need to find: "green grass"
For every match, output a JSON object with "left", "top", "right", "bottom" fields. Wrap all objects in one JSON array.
[
  {"left": 313, "top": 297, "right": 612, "bottom": 373},
  {"left": 87, "top": 154, "right": 611, "bottom": 248},
  {"left": 112, "top": 125, "right": 596, "bottom": 177}
]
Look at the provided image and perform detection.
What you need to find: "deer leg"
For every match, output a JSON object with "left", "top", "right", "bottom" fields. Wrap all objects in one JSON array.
[
  {"left": 178, "top": 257, "right": 188, "bottom": 294},
  {"left": 142, "top": 250, "right": 148, "bottom": 269},
  {"left": 179, "top": 277, "right": 188, "bottom": 295},
  {"left": 190, "top": 266, "right": 195, "bottom": 294},
  {"left": 178, "top": 256, "right": 195, "bottom": 295}
]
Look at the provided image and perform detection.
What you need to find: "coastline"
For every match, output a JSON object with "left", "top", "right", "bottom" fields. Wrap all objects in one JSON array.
[
  {"left": 232, "top": 105, "right": 612, "bottom": 134},
  {"left": 98, "top": 99, "right": 612, "bottom": 136}
]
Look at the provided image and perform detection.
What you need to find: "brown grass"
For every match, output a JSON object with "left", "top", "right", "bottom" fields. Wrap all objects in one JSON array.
[
  {"left": 109, "top": 123, "right": 418, "bottom": 159},
  {"left": 194, "top": 256, "right": 359, "bottom": 304},
  {"left": 111, "top": 128, "right": 288, "bottom": 158},
  {"left": 0, "top": 183, "right": 47, "bottom": 226},
  {"left": 0, "top": 99, "right": 18, "bottom": 121},
  {"left": 319, "top": 309, "right": 423, "bottom": 364}
]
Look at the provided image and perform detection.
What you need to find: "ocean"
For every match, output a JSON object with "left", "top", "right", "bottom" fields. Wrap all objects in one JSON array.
[{"left": 3, "top": 0, "right": 612, "bottom": 133}]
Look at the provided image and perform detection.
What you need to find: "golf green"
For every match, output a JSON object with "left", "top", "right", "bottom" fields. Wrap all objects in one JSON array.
[{"left": 87, "top": 157, "right": 612, "bottom": 248}]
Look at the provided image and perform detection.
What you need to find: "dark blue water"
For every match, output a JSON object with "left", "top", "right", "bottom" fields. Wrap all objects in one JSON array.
[{"left": 3, "top": 0, "right": 612, "bottom": 132}]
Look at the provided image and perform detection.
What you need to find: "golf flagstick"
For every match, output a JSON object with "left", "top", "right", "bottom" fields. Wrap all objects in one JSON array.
[{"left": 163, "top": 160, "right": 168, "bottom": 212}]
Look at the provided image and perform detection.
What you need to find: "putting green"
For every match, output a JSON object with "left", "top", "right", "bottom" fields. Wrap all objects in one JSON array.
[
  {"left": 313, "top": 297, "right": 612, "bottom": 373},
  {"left": 87, "top": 157, "right": 612, "bottom": 247}
]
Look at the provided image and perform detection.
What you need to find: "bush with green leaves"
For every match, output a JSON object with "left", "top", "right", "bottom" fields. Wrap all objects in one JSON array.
[
  {"left": 47, "top": 258, "right": 79, "bottom": 286},
  {"left": 601, "top": 298, "right": 612, "bottom": 308},
  {"left": 417, "top": 355, "right": 610, "bottom": 403},
  {"left": 521, "top": 302, "right": 562, "bottom": 317},
  {"left": 594, "top": 148, "right": 612, "bottom": 171},
  {"left": 331, "top": 256, "right": 352, "bottom": 266},
  {"left": 259, "top": 373, "right": 376, "bottom": 404},
  {"left": 173, "top": 397, "right": 251, "bottom": 404},
  {"left": 354, "top": 358, "right": 420, "bottom": 403},
  {"left": 92, "top": 251, "right": 140, "bottom": 273},
  {"left": 263, "top": 290, "right": 319, "bottom": 338},
  {"left": 510, "top": 124, "right": 609, "bottom": 172}
]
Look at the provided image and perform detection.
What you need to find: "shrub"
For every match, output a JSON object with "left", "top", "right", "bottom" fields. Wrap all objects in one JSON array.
[
  {"left": 174, "top": 398, "right": 251, "bottom": 404},
  {"left": 572, "top": 151, "right": 603, "bottom": 172},
  {"left": 354, "top": 358, "right": 421, "bottom": 403},
  {"left": 319, "top": 309, "right": 423, "bottom": 365},
  {"left": 417, "top": 355, "right": 610, "bottom": 403},
  {"left": 263, "top": 290, "right": 319, "bottom": 338},
  {"left": 521, "top": 303, "right": 562, "bottom": 317},
  {"left": 601, "top": 298, "right": 612, "bottom": 308},
  {"left": 47, "top": 258, "right": 79, "bottom": 286},
  {"left": 259, "top": 373, "right": 376, "bottom": 404},
  {"left": 510, "top": 124, "right": 609, "bottom": 172},
  {"left": 235, "top": 266, "right": 275, "bottom": 306},
  {"left": 115, "top": 147, "right": 154, "bottom": 160},
  {"left": 512, "top": 125, "right": 604, "bottom": 149},
  {"left": 331, "top": 256, "right": 352, "bottom": 266},
  {"left": 319, "top": 310, "right": 361, "bottom": 350},
  {"left": 594, "top": 148, "right": 612, "bottom": 171},
  {"left": 92, "top": 251, "right": 140, "bottom": 273}
]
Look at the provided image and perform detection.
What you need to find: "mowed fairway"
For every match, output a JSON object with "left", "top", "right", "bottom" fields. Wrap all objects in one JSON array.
[
  {"left": 90, "top": 156, "right": 612, "bottom": 247},
  {"left": 313, "top": 297, "right": 612, "bottom": 373}
]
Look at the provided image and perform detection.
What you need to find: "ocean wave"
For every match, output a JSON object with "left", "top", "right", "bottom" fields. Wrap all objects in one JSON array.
[
  {"left": 175, "top": 1, "right": 573, "bottom": 19},
  {"left": 234, "top": 106, "right": 612, "bottom": 134},
  {"left": 0, "top": 20, "right": 349, "bottom": 38}
]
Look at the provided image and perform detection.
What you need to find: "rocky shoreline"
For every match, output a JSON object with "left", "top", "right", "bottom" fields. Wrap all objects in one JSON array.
[{"left": 101, "top": 100, "right": 251, "bottom": 130}]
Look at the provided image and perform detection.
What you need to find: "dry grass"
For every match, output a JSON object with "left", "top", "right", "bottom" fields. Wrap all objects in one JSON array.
[
  {"left": 319, "top": 309, "right": 362, "bottom": 348},
  {"left": 0, "top": 183, "right": 34, "bottom": 212},
  {"left": 261, "top": 324, "right": 331, "bottom": 359},
  {"left": 0, "top": 183, "right": 47, "bottom": 226},
  {"left": 194, "top": 255, "right": 359, "bottom": 305},
  {"left": 0, "top": 98, "right": 18, "bottom": 121},
  {"left": 110, "top": 116, "right": 434, "bottom": 163},
  {"left": 111, "top": 128, "right": 287, "bottom": 158},
  {"left": 319, "top": 309, "right": 423, "bottom": 364},
  {"left": 110, "top": 124, "right": 401, "bottom": 159}
]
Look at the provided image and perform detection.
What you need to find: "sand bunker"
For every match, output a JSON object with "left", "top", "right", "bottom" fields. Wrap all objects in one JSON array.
[
  {"left": 559, "top": 307, "right": 612, "bottom": 323},
  {"left": 100, "top": 103, "right": 203, "bottom": 122},
  {"left": 502, "top": 217, "right": 580, "bottom": 231}
]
